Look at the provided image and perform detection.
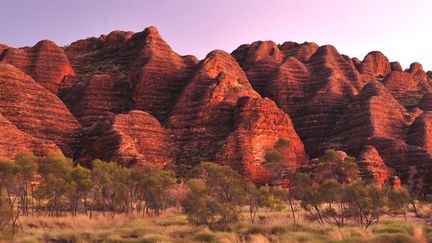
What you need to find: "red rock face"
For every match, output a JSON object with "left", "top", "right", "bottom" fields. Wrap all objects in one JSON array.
[
  {"left": 81, "top": 110, "right": 172, "bottom": 168},
  {"left": 408, "top": 112, "right": 432, "bottom": 155},
  {"left": 65, "top": 27, "right": 198, "bottom": 121},
  {"left": 382, "top": 72, "right": 420, "bottom": 99},
  {"left": 0, "top": 113, "right": 62, "bottom": 158},
  {"left": 325, "top": 81, "right": 409, "bottom": 154},
  {"left": 321, "top": 81, "right": 432, "bottom": 190},
  {"left": 0, "top": 64, "right": 81, "bottom": 156},
  {"left": 166, "top": 50, "right": 308, "bottom": 181},
  {"left": 65, "top": 30, "right": 134, "bottom": 81},
  {"left": 356, "top": 146, "right": 390, "bottom": 186},
  {"left": 129, "top": 27, "right": 198, "bottom": 120},
  {"left": 233, "top": 43, "right": 362, "bottom": 156},
  {"left": 3, "top": 26, "right": 432, "bottom": 190},
  {"left": 357, "top": 51, "right": 391, "bottom": 81},
  {"left": 233, "top": 38, "right": 432, "bottom": 190},
  {"left": 418, "top": 92, "right": 432, "bottom": 111},
  {"left": 382, "top": 71, "right": 431, "bottom": 108},
  {"left": 0, "top": 40, "right": 75, "bottom": 94},
  {"left": 408, "top": 62, "right": 424, "bottom": 75},
  {"left": 62, "top": 27, "right": 198, "bottom": 167},
  {"left": 217, "top": 97, "right": 308, "bottom": 183},
  {"left": 231, "top": 41, "right": 286, "bottom": 95},
  {"left": 0, "top": 44, "right": 9, "bottom": 54},
  {"left": 166, "top": 50, "right": 261, "bottom": 164},
  {"left": 390, "top": 62, "right": 403, "bottom": 72},
  {"left": 62, "top": 74, "right": 133, "bottom": 127}
]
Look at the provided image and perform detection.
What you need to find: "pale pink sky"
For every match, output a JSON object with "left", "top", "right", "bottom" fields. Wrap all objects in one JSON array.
[{"left": 1, "top": 0, "right": 431, "bottom": 69}]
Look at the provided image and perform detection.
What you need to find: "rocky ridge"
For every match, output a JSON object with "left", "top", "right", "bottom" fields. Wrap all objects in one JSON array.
[{"left": 1, "top": 26, "right": 432, "bottom": 189}]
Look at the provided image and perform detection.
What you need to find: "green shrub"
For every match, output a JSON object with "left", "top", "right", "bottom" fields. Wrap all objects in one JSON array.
[
  {"left": 265, "top": 150, "right": 284, "bottom": 163},
  {"left": 275, "top": 138, "right": 290, "bottom": 148},
  {"left": 183, "top": 163, "right": 247, "bottom": 229}
]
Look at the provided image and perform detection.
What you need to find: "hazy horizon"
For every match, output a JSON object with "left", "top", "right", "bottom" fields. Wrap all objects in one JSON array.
[{"left": 1, "top": 0, "right": 432, "bottom": 70}]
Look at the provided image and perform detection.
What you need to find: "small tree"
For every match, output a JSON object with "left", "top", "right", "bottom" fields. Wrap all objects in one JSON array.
[
  {"left": 264, "top": 138, "right": 290, "bottom": 182},
  {"left": 90, "top": 159, "right": 130, "bottom": 218},
  {"left": 0, "top": 159, "right": 19, "bottom": 208},
  {"left": 318, "top": 180, "right": 347, "bottom": 228},
  {"left": 183, "top": 162, "right": 247, "bottom": 229},
  {"left": 405, "top": 166, "right": 421, "bottom": 216},
  {"left": 245, "top": 183, "right": 287, "bottom": 224},
  {"left": 133, "top": 166, "right": 176, "bottom": 215},
  {"left": 34, "top": 153, "right": 73, "bottom": 217},
  {"left": 166, "top": 181, "right": 189, "bottom": 212},
  {"left": 0, "top": 159, "right": 21, "bottom": 233},
  {"left": 258, "top": 186, "right": 286, "bottom": 213},
  {"left": 183, "top": 178, "right": 217, "bottom": 226},
  {"left": 245, "top": 181, "right": 259, "bottom": 224},
  {"left": 298, "top": 184, "right": 325, "bottom": 225},
  {"left": 14, "top": 152, "right": 38, "bottom": 216},
  {"left": 314, "top": 149, "right": 360, "bottom": 184},
  {"left": 67, "top": 165, "right": 93, "bottom": 216},
  {"left": 388, "top": 187, "right": 411, "bottom": 221},
  {"left": 287, "top": 172, "right": 312, "bottom": 224},
  {"left": 346, "top": 183, "right": 387, "bottom": 228}
]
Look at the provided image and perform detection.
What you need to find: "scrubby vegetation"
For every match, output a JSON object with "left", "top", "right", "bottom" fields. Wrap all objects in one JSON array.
[{"left": 0, "top": 149, "right": 431, "bottom": 242}]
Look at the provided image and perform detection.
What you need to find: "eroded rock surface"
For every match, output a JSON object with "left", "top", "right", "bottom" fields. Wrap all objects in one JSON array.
[
  {"left": 0, "top": 64, "right": 80, "bottom": 156},
  {"left": 356, "top": 146, "right": 390, "bottom": 186},
  {"left": 0, "top": 40, "right": 75, "bottom": 94},
  {"left": 1, "top": 27, "right": 432, "bottom": 190}
]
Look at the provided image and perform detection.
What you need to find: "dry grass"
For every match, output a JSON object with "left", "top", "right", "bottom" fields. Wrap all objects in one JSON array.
[
  {"left": 20, "top": 213, "right": 131, "bottom": 230},
  {"left": 2, "top": 208, "right": 430, "bottom": 242}
]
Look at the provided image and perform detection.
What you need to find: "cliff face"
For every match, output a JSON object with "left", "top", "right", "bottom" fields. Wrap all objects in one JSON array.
[
  {"left": 81, "top": 110, "right": 173, "bottom": 168},
  {"left": 233, "top": 42, "right": 362, "bottom": 156},
  {"left": 164, "top": 50, "right": 308, "bottom": 183},
  {"left": 217, "top": 97, "right": 308, "bottom": 183},
  {"left": 62, "top": 74, "right": 133, "bottom": 128},
  {"left": 0, "top": 64, "right": 80, "bottom": 156},
  {"left": 2, "top": 26, "right": 432, "bottom": 190},
  {"left": 325, "top": 81, "right": 410, "bottom": 154},
  {"left": 0, "top": 113, "right": 62, "bottom": 158},
  {"left": 0, "top": 40, "right": 75, "bottom": 94},
  {"left": 127, "top": 27, "right": 198, "bottom": 120},
  {"left": 233, "top": 39, "right": 432, "bottom": 190},
  {"left": 356, "top": 146, "right": 390, "bottom": 186},
  {"left": 64, "top": 27, "right": 198, "bottom": 121}
]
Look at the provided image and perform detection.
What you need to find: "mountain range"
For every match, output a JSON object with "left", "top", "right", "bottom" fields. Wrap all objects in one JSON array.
[{"left": 1, "top": 26, "right": 431, "bottom": 191}]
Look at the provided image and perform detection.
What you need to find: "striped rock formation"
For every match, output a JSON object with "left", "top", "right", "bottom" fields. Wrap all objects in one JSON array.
[
  {"left": 1, "top": 26, "right": 432, "bottom": 190},
  {"left": 0, "top": 40, "right": 75, "bottom": 94},
  {"left": 166, "top": 50, "right": 308, "bottom": 182},
  {"left": 356, "top": 146, "right": 390, "bottom": 186},
  {"left": 0, "top": 64, "right": 80, "bottom": 156},
  {"left": 81, "top": 110, "right": 173, "bottom": 168}
]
